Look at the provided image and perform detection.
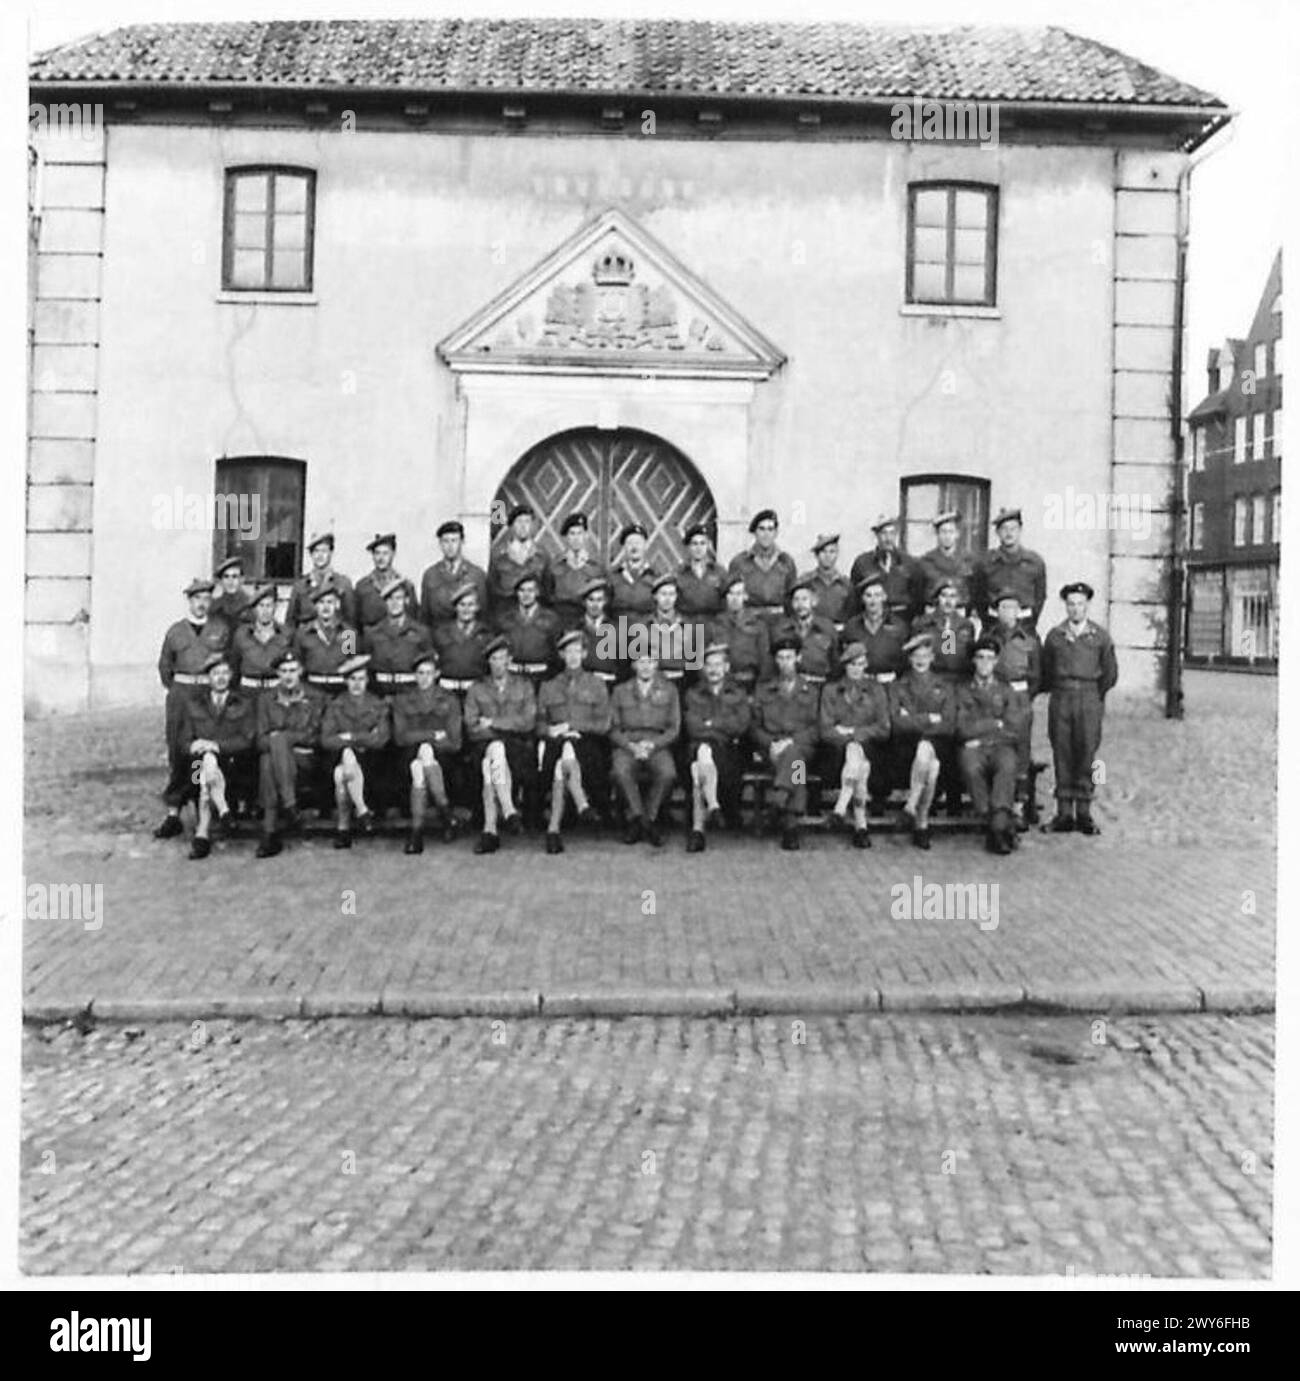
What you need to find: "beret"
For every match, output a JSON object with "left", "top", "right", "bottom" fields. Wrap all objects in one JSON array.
[
  {"left": 484, "top": 634, "right": 510, "bottom": 657},
  {"left": 201, "top": 649, "right": 232, "bottom": 671},
  {"left": 993, "top": 588, "right": 1023, "bottom": 604},
  {"left": 556, "top": 628, "right": 584, "bottom": 653},
  {"left": 507, "top": 504, "right": 534, "bottom": 525},
  {"left": 580, "top": 576, "right": 611, "bottom": 599},
  {"left": 683, "top": 522, "right": 712, "bottom": 543},
  {"left": 930, "top": 576, "right": 959, "bottom": 599},
  {"left": 184, "top": 576, "right": 215, "bottom": 597},
  {"left": 249, "top": 582, "right": 278, "bottom": 607},
  {"left": 436, "top": 520, "right": 464, "bottom": 539},
  {"left": 310, "top": 584, "right": 342, "bottom": 605},
  {"left": 770, "top": 633, "right": 802, "bottom": 654},
  {"left": 811, "top": 532, "right": 840, "bottom": 553},
  {"left": 413, "top": 649, "right": 439, "bottom": 668},
  {"left": 379, "top": 578, "right": 407, "bottom": 601},
  {"left": 306, "top": 531, "right": 334, "bottom": 550},
  {"left": 651, "top": 572, "right": 679, "bottom": 594},
  {"left": 560, "top": 513, "right": 588, "bottom": 535},
  {"left": 993, "top": 507, "right": 1023, "bottom": 529},
  {"left": 856, "top": 571, "right": 886, "bottom": 592},
  {"left": 870, "top": 515, "right": 900, "bottom": 533},
  {"left": 903, "top": 633, "right": 934, "bottom": 655},
  {"left": 973, "top": 635, "right": 1001, "bottom": 655},
  {"left": 213, "top": 557, "right": 242, "bottom": 578},
  {"left": 513, "top": 570, "right": 542, "bottom": 591},
  {"left": 365, "top": 532, "right": 396, "bottom": 551},
  {"left": 702, "top": 641, "right": 731, "bottom": 659},
  {"left": 338, "top": 653, "right": 372, "bottom": 677},
  {"left": 618, "top": 522, "right": 648, "bottom": 545},
  {"left": 840, "top": 640, "right": 868, "bottom": 664},
  {"left": 748, "top": 508, "right": 779, "bottom": 533},
  {"left": 271, "top": 648, "right": 301, "bottom": 668},
  {"left": 1060, "top": 581, "right": 1095, "bottom": 601},
  {"left": 449, "top": 582, "right": 479, "bottom": 605},
  {"left": 933, "top": 510, "right": 961, "bottom": 528}
]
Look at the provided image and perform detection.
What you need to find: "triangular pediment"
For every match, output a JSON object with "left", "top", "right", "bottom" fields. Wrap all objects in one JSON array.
[{"left": 437, "top": 208, "right": 785, "bottom": 380}]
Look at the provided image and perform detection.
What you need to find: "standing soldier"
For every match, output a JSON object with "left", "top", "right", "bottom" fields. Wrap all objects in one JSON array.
[
  {"left": 772, "top": 578, "right": 840, "bottom": 685},
  {"left": 956, "top": 636, "right": 1029, "bottom": 855},
  {"left": 798, "top": 533, "right": 855, "bottom": 630},
  {"left": 707, "top": 573, "right": 772, "bottom": 692},
  {"left": 609, "top": 652, "right": 680, "bottom": 847},
  {"left": 608, "top": 523, "right": 659, "bottom": 623},
  {"left": 253, "top": 649, "right": 324, "bottom": 859},
  {"left": 497, "top": 572, "right": 562, "bottom": 688},
  {"left": 850, "top": 516, "right": 921, "bottom": 624},
  {"left": 576, "top": 578, "right": 623, "bottom": 687},
  {"left": 209, "top": 556, "right": 254, "bottom": 632},
  {"left": 676, "top": 523, "right": 727, "bottom": 621},
  {"left": 841, "top": 573, "right": 909, "bottom": 682},
  {"left": 536, "top": 628, "right": 612, "bottom": 854},
  {"left": 487, "top": 505, "right": 549, "bottom": 619},
  {"left": 1041, "top": 581, "right": 1119, "bottom": 835},
  {"left": 683, "top": 642, "right": 752, "bottom": 852},
  {"left": 320, "top": 653, "right": 390, "bottom": 848},
  {"left": 420, "top": 520, "right": 487, "bottom": 632},
  {"left": 640, "top": 573, "right": 694, "bottom": 686},
  {"left": 364, "top": 579, "right": 432, "bottom": 696},
  {"left": 889, "top": 634, "right": 956, "bottom": 849},
  {"left": 465, "top": 635, "right": 539, "bottom": 853},
  {"left": 432, "top": 584, "right": 492, "bottom": 697},
  {"left": 294, "top": 586, "right": 358, "bottom": 696},
  {"left": 178, "top": 650, "right": 255, "bottom": 860},
  {"left": 231, "top": 583, "right": 292, "bottom": 694},
  {"left": 354, "top": 533, "right": 418, "bottom": 631},
  {"left": 547, "top": 513, "right": 605, "bottom": 626},
  {"left": 287, "top": 531, "right": 357, "bottom": 629},
  {"left": 915, "top": 512, "right": 975, "bottom": 614},
  {"left": 988, "top": 588, "right": 1043, "bottom": 824},
  {"left": 153, "top": 576, "right": 231, "bottom": 840},
  {"left": 972, "top": 507, "right": 1047, "bottom": 629},
  {"left": 911, "top": 577, "right": 977, "bottom": 815},
  {"left": 752, "top": 635, "right": 821, "bottom": 851},
  {"left": 392, "top": 650, "right": 463, "bottom": 853},
  {"left": 728, "top": 508, "right": 797, "bottom": 632},
  {"left": 818, "top": 641, "right": 890, "bottom": 848}
]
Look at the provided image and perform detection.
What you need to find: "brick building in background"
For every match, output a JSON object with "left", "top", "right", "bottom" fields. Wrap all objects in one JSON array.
[{"left": 1185, "top": 250, "right": 1282, "bottom": 664}]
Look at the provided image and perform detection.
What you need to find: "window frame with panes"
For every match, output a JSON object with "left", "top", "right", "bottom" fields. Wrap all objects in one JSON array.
[
  {"left": 905, "top": 182, "right": 999, "bottom": 307},
  {"left": 222, "top": 166, "right": 316, "bottom": 293}
]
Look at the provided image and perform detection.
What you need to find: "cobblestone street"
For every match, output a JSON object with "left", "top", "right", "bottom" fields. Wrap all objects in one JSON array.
[{"left": 21, "top": 1014, "right": 1272, "bottom": 1276}]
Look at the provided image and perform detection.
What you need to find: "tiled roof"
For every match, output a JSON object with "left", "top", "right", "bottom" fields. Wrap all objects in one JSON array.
[{"left": 30, "top": 19, "right": 1225, "bottom": 108}]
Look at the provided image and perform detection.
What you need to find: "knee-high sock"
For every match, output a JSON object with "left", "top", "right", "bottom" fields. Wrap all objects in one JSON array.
[
  {"left": 561, "top": 741, "right": 588, "bottom": 813},
  {"left": 333, "top": 764, "right": 351, "bottom": 828},
  {"left": 340, "top": 748, "right": 366, "bottom": 812},
  {"left": 695, "top": 743, "right": 719, "bottom": 813}
]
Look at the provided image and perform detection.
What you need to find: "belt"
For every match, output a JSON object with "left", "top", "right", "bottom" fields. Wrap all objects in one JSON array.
[
  {"left": 171, "top": 673, "right": 209, "bottom": 686},
  {"left": 594, "top": 671, "right": 617, "bottom": 684},
  {"left": 510, "top": 661, "right": 550, "bottom": 675},
  {"left": 240, "top": 674, "right": 279, "bottom": 689},
  {"left": 1055, "top": 678, "right": 1100, "bottom": 688},
  {"left": 802, "top": 673, "right": 827, "bottom": 685},
  {"left": 754, "top": 604, "right": 783, "bottom": 614},
  {"left": 374, "top": 671, "right": 418, "bottom": 685},
  {"left": 873, "top": 672, "right": 896, "bottom": 684},
  {"left": 1009, "top": 679, "right": 1029, "bottom": 693},
  {"left": 440, "top": 677, "right": 476, "bottom": 691},
  {"left": 307, "top": 673, "right": 345, "bottom": 686},
  {"left": 661, "top": 669, "right": 685, "bottom": 681}
]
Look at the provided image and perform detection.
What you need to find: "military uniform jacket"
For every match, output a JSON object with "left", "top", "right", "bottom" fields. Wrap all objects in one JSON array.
[
  {"left": 256, "top": 687, "right": 324, "bottom": 750},
  {"left": 955, "top": 678, "right": 1028, "bottom": 747},
  {"left": 179, "top": 690, "right": 255, "bottom": 755},
  {"left": 496, "top": 605, "right": 563, "bottom": 667},
  {"left": 536, "top": 669, "right": 612, "bottom": 736},
  {"left": 910, "top": 612, "right": 977, "bottom": 679},
  {"left": 432, "top": 620, "right": 491, "bottom": 681},
  {"left": 231, "top": 623, "right": 294, "bottom": 683},
  {"left": 990, "top": 624, "right": 1043, "bottom": 695},
  {"left": 487, "top": 544, "right": 549, "bottom": 612},
  {"left": 610, "top": 676, "right": 681, "bottom": 751},
  {"left": 1041, "top": 620, "right": 1119, "bottom": 695},
  {"left": 579, "top": 618, "right": 623, "bottom": 680},
  {"left": 363, "top": 615, "right": 433, "bottom": 673},
  {"left": 210, "top": 589, "right": 255, "bottom": 632},
  {"left": 608, "top": 562, "right": 658, "bottom": 618},
  {"left": 354, "top": 570, "right": 419, "bottom": 630},
  {"left": 684, "top": 678, "right": 752, "bottom": 744},
  {"left": 752, "top": 677, "right": 820, "bottom": 753},
  {"left": 419, "top": 558, "right": 488, "bottom": 630},
  {"left": 972, "top": 546, "right": 1048, "bottom": 623},
  {"left": 676, "top": 560, "right": 728, "bottom": 618},
  {"left": 848, "top": 547, "right": 920, "bottom": 617},
  {"left": 392, "top": 686, "right": 464, "bottom": 752},
  {"left": 706, "top": 611, "right": 772, "bottom": 683},
  {"left": 294, "top": 620, "right": 360, "bottom": 677},
  {"left": 915, "top": 546, "right": 975, "bottom": 610},
  {"left": 287, "top": 570, "right": 356, "bottom": 628},
  {"left": 772, "top": 614, "right": 840, "bottom": 680},
  {"left": 839, "top": 614, "right": 910, "bottom": 680},
  {"left": 547, "top": 554, "right": 606, "bottom": 619},
  {"left": 158, "top": 617, "right": 230, "bottom": 687},
  {"left": 818, "top": 678, "right": 890, "bottom": 745},
  {"left": 465, "top": 675, "right": 537, "bottom": 740},
  {"left": 727, "top": 548, "right": 797, "bottom": 613},
  {"left": 320, "top": 691, "right": 391, "bottom": 751},
  {"left": 889, "top": 672, "right": 956, "bottom": 739},
  {"left": 632, "top": 613, "right": 698, "bottom": 676},
  {"left": 797, "top": 568, "right": 856, "bottom": 626}
]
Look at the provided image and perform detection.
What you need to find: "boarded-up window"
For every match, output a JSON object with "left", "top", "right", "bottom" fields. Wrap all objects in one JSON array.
[
  {"left": 213, "top": 457, "right": 306, "bottom": 580},
  {"left": 899, "top": 475, "right": 990, "bottom": 556}
]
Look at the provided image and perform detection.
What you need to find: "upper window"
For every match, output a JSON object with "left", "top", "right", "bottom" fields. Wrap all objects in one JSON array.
[
  {"left": 899, "top": 474, "right": 990, "bottom": 556},
  {"left": 222, "top": 167, "right": 315, "bottom": 292},
  {"left": 1272, "top": 491, "right": 1282, "bottom": 544},
  {"left": 1252, "top": 414, "right": 1267, "bottom": 462},
  {"left": 213, "top": 457, "right": 306, "bottom": 580},
  {"left": 906, "top": 183, "right": 998, "bottom": 307},
  {"left": 1234, "top": 417, "right": 1247, "bottom": 464},
  {"left": 1233, "top": 497, "right": 1248, "bottom": 546},
  {"left": 1274, "top": 336, "right": 1283, "bottom": 379},
  {"left": 1190, "top": 502, "right": 1205, "bottom": 551},
  {"left": 1252, "top": 494, "right": 1267, "bottom": 545},
  {"left": 1190, "top": 426, "right": 1205, "bottom": 472},
  {"left": 1254, "top": 342, "right": 1268, "bottom": 380}
]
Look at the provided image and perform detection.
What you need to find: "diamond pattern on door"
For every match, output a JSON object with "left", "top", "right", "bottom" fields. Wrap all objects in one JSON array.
[{"left": 493, "top": 428, "right": 716, "bottom": 571}]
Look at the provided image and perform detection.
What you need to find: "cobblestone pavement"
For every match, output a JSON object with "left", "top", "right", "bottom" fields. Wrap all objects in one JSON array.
[
  {"left": 20, "top": 1014, "right": 1272, "bottom": 1276},
  {"left": 21, "top": 671, "right": 1276, "bottom": 1016}
]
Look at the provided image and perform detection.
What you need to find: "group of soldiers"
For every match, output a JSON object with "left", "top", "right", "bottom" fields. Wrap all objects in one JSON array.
[{"left": 154, "top": 503, "right": 1118, "bottom": 859}]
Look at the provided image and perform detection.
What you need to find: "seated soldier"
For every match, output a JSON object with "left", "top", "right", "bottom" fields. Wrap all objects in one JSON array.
[
  {"left": 319, "top": 653, "right": 390, "bottom": 848},
  {"left": 465, "top": 635, "right": 538, "bottom": 854},
  {"left": 817, "top": 640, "right": 890, "bottom": 848},
  {"left": 231, "top": 583, "right": 293, "bottom": 694},
  {"left": 179, "top": 650, "right": 255, "bottom": 860},
  {"left": 364, "top": 578, "right": 432, "bottom": 696},
  {"left": 772, "top": 577, "right": 839, "bottom": 684},
  {"left": 888, "top": 634, "right": 956, "bottom": 849},
  {"left": 497, "top": 571, "right": 562, "bottom": 688},
  {"left": 609, "top": 652, "right": 680, "bottom": 847},
  {"left": 956, "top": 636, "right": 1029, "bottom": 855},
  {"left": 536, "top": 628, "right": 612, "bottom": 854},
  {"left": 683, "top": 641, "right": 752, "bottom": 853},
  {"left": 392, "top": 649, "right": 463, "bottom": 854},
  {"left": 706, "top": 573, "right": 772, "bottom": 692},
  {"left": 752, "top": 634, "right": 821, "bottom": 852},
  {"left": 253, "top": 649, "right": 324, "bottom": 858}
]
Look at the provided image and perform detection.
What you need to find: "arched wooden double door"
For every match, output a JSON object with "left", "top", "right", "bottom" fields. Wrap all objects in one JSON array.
[{"left": 492, "top": 428, "right": 716, "bottom": 569}]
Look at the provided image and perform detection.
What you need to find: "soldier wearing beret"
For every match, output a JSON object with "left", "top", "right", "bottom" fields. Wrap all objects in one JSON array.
[
  {"left": 914, "top": 511, "right": 976, "bottom": 614},
  {"left": 364, "top": 579, "right": 433, "bottom": 695},
  {"left": 608, "top": 523, "right": 659, "bottom": 621},
  {"left": 1041, "top": 581, "right": 1119, "bottom": 835},
  {"left": 154, "top": 576, "right": 232, "bottom": 840},
  {"left": 293, "top": 585, "right": 360, "bottom": 695},
  {"left": 841, "top": 573, "right": 910, "bottom": 683},
  {"left": 497, "top": 571, "right": 563, "bottom": 687},
  {"left": 536, "top": 628, "right": 612, "bottom": 854},
  {"left": 706, "top": 573, "right": 772, "bottom": 692},
  {"left": 287, "top": 532, "right": 357, "bottom": 629},
  {"left": 420, "top": 520, "right": 488, "bottom": 632},
  {"left": 771, "top": 577, "right": 840, "bottom": 684},
  {"left": 576, "top": 578, "right": 624, "bottom": 686},
  {"left": 728, "top": 508, "right": 797, "bottom": 631},
  {"left": 547, "top": 512, "right": 606, "bottom": 626},
  {"left": 956, "top": 635, "right": 1029, "bottom": 854},
  {"left": 971, "top": 508, "right": 1048, "bottom": 628},
  {"left": 431, "top": 584, "right": 493, "bottom": 697},
  {"left": 889, "top": 634, "right": 956, "bottom": 849},
  {"left": 798, "top": 533, "right": 856, "bottom": 629},
  {"left": 178, "top": 650, "right": 256, "bottom": 860},
  {"left": 817, "top": 641, "right": 890, "bottom": 848},
  {"left": 637, "top": 572, "right": 697, "bottom": 685},
  {"left": 676, "top": 523, "right": 728, "bottom": 620},
  {"left": 354, "top": 533, "right": 419, "bottom": 631},
  {"left": 465, "top": 636, "right": 539, "bottom": 853},
  {"left": 683, "top": 641, "right": 753, "bottom": 852},
  {"left": 487, "top": 505, "right": 549, "bottom": 619},
  {"left": 752, "top": 634, "right": 821, "bottom": 851},
  {"left": 849, "top": 516, "right": 921, "bottom": 624},
  {"left": 209, "top": 556, "right": 255, "bottom": 633},
  {"left": 392, "top": 650, "right": 463, "bottom": 853},
  {"left": 988, "top": 588, "right": 1043, "bottom": 821},
  {"left": 253, "top": 650, "right": 325, "bottom": 859},
  {"left": 319, "top": 653, "right": 390, "bottom": 848},
  {"left": 609, "top": 651, "right": 680, "bottom": 846},
  {"left": 231, "top": 584, "right": 293, "bottom": 694},
  {"left": 911, "top": 577, "right": 978, "bottom": 815}
]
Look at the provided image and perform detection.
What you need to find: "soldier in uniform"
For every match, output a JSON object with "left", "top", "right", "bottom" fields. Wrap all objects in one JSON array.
[
  {"left": 798, "top": 533, "right": 855, "bottom": 629},
  {"left": 911, "top": 576, "right": 977, "bottom": 815},
  {"left": 817, "top": 640, "right": 890, "bottom": 848},
  {"left": 989, "top": 588, "right": 1043, "bottom": 822},
  {"left": 914, "top": 511, "right": 976, "bottom": 614},
  {"left": 1041, "top": 581, "right": 1119, "bottom": 835},
  {"left": 728, "top": 508, "right": 797, "bottom": 631},
  {"left": 536, "top": 628, "right": 612, "bottom": 854},
  {"left": 497, "top": 571, "right": 562, "bottom": 688},
  {"left": 889, "top": 634, "right": 956, "bottom": 849},
  {"left": 465, "top": 635, "right": 539, "bottom": 853},
  {"left": 154, "top": 576, "right": 231, "bottom": 840},
  {"left": 972, "top": 507, "right": 1048, "bottom": 629},
  {"left": 392, "top": 649, "right": 463, "bottom": 853},
  {"left": 849, "top": 516, "right": 921, "bottom": 624},
  {"left": 209, "top": 556, "right": 254, "bottom": 631},
  {"left": 638, "top": 572, "right": 695, "bottom": 687},
  {"left": 320, "top": 653, "right": 390, "bottom": 848},
  {"left": 287, "top": 531, "right": 357, "bottom": 629},
  {"left": 842, "top": 573, "right": 909, "bottom": 682},
  {"left": 682, "top": 640, "right": 752, "bottom": 852},
  {"left": 364, "top": 578, "right": 432, "bottom": 696},
  {"left": 707, "top": 573, "right": 771, "bottom": 692},
  {"left": 547, "top": 512, "right": 605, "bottom": 626},
  {"left": 956, "top": 636, "right": 1029, "bottom": 855},
  {"left": 420, "top": 520, "right": 488, "bottom": 632},
  {"left": 231, "top": 583, "right": 292, "bottom": 694},
  {"left": 487, "top": 505, "right": 549, "bottom": 619},
  {"left": 772, "top": 577, "right": 840, "bottom": 685},
  {"left": 294, "top": 586, "right": 359, "bottom": 695},
  {"left": 431, "top": 583, "right": 492, "bottom": 698},
  {"left": 253, "top": 649, "right": 324, "bottom": 858},
  {"left": 576, "top": 578, "right": 623, "bottom": 687},
  {"left": 609, "top": 652, "right": 680, "bottom": 847},
  {"left": 178, "top": 650, "right": 255, "bottom": 860},
  {"left": 676, "top": 522, "right": 727, "bottom": 621},
  {"left": 608, "top": 523, "right": 658, "bottom": 623},
  {"left": 752, "top": 635, "right": 821, "bottom": 851},
  {"left": 354, "top": 533, "right": 419, "bottom": 631}
]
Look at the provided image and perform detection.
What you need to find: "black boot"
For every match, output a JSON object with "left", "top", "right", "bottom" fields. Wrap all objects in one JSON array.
[
  {"left": 646, "top": 821, "right": 664, "bottom": 848},
  {"left": 912, "top": 826, "right": 932, "bottom": 851},
  {"left": 153, "top": 814, "right": 184, "bottom": 840},
  {"left": 255, "top": 833, "right": 282, "bottom": 859},
  {"left": 404, "top": 830, "right": 424, "bottom": 855},
  {"left": 333, "top": 830, "right": 352, "bottom": 850},
  {"left": 852, "top": 827, "right": 871, "bottom": 850},
  {"left": 188, "top": 836, "right": 211, "bottom": 861},
  {"left": 1075, "top": 804, "right": 1100, "bottom": 835},
  {"left": 622, "top": 816, "right": 644, "bottom": 845},
  {"left": 686, "top": 830, "right": 706, "bottom": 853},
  {"left": 780, "top": 823, "right": 801, "bottom": 851},
  {"left": 1049, "top": 809, "right": 1075, "bottom": 833},
  {"left": 545, "top": 831, "right": 564, "bottom": 855},
  {"left": 473, "top": 831, "right": 499, "bottom": 855}
]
